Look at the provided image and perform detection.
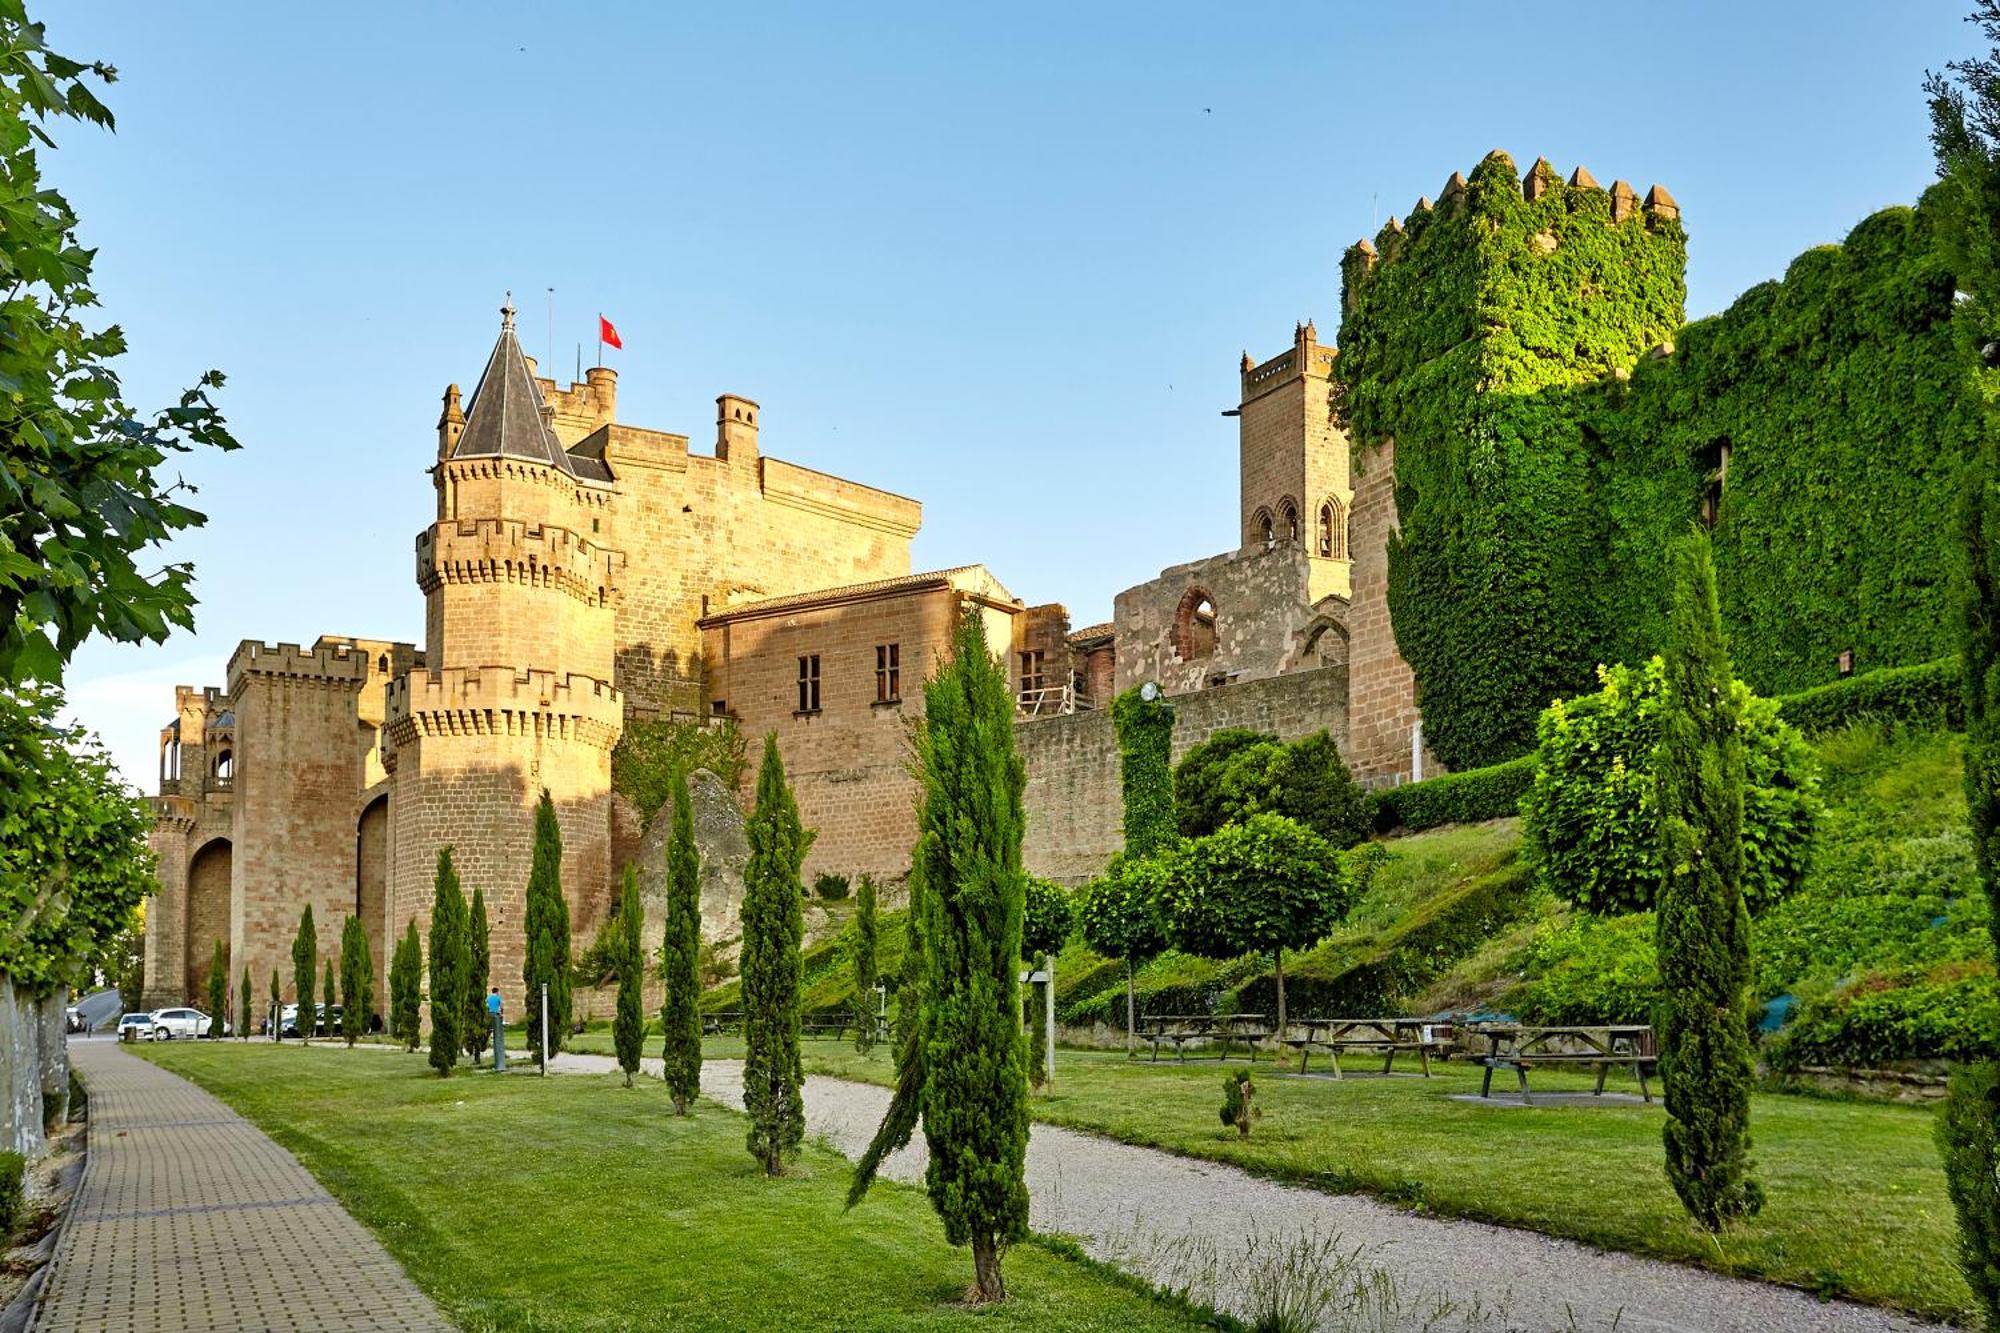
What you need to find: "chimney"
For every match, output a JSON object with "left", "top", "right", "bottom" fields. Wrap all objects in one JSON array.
[
  {"left": 437, "top": 383, "right": 464, "bottom": 461},
  {"left": 716, "top": 393, "right": 760, "bottom": 463}
]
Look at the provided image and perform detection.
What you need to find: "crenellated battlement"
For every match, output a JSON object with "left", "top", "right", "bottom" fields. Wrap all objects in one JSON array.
[
  {"left": 1241, "top": 320, "right": 1337, "bottom": 399},
  {"left": 225, "top": 639, "right": 372, "bottom": 691},
  {"left": 416, "top": 518, "right": 626, "bottom": 605},
  {"left": 1343, "top": 150, "right": 1680, "bottom": 290},
  {"left": 384, "top": 665, "right": 625, "bottom": 752}
]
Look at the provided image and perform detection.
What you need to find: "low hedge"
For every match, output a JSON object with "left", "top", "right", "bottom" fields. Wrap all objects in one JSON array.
[
  {"left": 1773, "top": 658, "right": 1960, "bottom": 735},
  {"left": 1369, "top": 755, "right": 1535, "bottom": 834}
]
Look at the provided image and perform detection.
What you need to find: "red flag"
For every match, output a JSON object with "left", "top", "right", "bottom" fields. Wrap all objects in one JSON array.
[{"left": 598, "top": 314, "right": 622, "bottom": 350}]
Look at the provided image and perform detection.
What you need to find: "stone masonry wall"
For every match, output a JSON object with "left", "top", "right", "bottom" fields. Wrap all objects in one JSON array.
[
  {"left": 1018, "top": 664, "right": 1350, "bottom": 883},
  {"left": 1113, "top": 544, "right": 1326, "bottom": 697},
  {"left": 704, "top": 585, "right": 961, "bottom": 884},
  {"left": 1343, "top": 436, "right": 1435, "bottom": 787}
]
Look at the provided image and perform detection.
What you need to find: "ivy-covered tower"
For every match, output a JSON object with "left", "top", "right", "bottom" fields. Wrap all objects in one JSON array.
[{"left": 1336, "top": 151, "right": 1687, "bottom": 771}]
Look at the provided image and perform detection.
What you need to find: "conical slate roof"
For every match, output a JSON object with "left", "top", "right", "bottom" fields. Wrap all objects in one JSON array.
[{"left": 453, "top": 299, "right": 573, "bottom": 474}]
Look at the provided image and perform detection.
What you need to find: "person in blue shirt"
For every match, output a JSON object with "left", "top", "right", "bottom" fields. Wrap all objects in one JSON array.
[{"left": 486, "top": 987, "right": 505, "bottom": 1071}]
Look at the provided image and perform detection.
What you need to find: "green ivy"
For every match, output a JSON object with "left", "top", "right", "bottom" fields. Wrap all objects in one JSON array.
[
  {"left": 610, "top": 716, "right": 746, "bottom": 826},
  {"left": 1338, "top": 152, "right": 1686, "bottom": 769},
  {"left": 1338, "top": 158, "right": 1979, "bottom": 769}
]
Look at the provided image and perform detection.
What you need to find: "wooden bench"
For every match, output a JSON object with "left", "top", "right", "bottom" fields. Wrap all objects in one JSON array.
[
  {"left": 1281, "top": 1018, "right": 1453, "bottom": 1078},
  {"left": 1469, "top": 1024, "right": 1657, "bottom": 1105},
  {"left": 1139, "top": 1013, "right": 1274, "bottom": 1063}
]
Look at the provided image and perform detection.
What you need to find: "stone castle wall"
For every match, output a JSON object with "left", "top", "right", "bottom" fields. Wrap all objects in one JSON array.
[
  {"left": 1018, "top": 664, "right": 1350, "bottom": 884},
  {"left": 1343, "top": 437, "right": 1433, "bottom": 787}
]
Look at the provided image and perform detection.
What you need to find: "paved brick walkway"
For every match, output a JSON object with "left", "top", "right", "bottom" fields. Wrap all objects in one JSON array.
[{"left": 32, "top": 1040, "right": 451, "bottom": 1333}]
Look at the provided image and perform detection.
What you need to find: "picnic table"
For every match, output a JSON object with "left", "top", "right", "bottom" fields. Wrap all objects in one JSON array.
[
  {"left": 1139, "top": 1013, "right": 1274, "bottom": 1062},
  {"left": 1468, "top": 1024, "right": 1657, "bottom": 1104},
  {"left": 1280, "top": 1017, "right": 1453, "bottom": 1077}
]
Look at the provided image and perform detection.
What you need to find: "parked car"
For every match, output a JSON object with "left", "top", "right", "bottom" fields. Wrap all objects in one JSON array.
[
  {"left": 65, "top": 1006, "right": 84, "bottom": 1033},
  {"left": 279, "top": 1003, "right": 338, "bottom": 1038},
  {"left": 147, "top": 1007, "right": 214, "bottom": 1040},
  {"left": 116, "top": 1012, "right": 156, "bottom": 1041}
]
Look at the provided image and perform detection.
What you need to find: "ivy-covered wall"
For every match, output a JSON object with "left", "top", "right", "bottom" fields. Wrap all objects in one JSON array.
[
  {"left": 1338, "top": 154, "right": 1979, "bottom": 769},
  {"left": 1599, "top": 191, "right": 1980, "bottom": 693}
]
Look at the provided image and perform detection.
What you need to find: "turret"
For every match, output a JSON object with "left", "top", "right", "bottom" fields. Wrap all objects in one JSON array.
[
  {"left": 716, "top": 393, "right": 760, "bottom": 464},
  {"left": 437, "top": 384, "right": 464, "bottom": 462}
]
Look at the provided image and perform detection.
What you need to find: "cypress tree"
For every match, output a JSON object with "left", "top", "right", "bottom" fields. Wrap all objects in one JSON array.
[
  {"left": 1655, "top": 530, "right": 1763, "bottom": 1228},
  {"left": 428, "top": 848, "right": 469, "bottom": 1076},
  {"left": 851, "top": 873, "right": 879, "bottom": 1053},
  {"left": 661, "top": 768, "right": 703, "bottom": 1114},
  {"left": 1930, "top": 18, "right": 2000, "bottom": 1316},
  {"left": 268, "top": 968, "right": 279, "bottom": 1043},
  {"left": 393, "top": 919, "right": 423, "bottom": 1052},
  {"left": 322, "top": 960, "right": 335, "bottom": 1037},
  {"left": 207, "top": 939, "right": 226, "bottom": 1038},
  {"left": 340, "top": 914, "right": 372, "bottom": 1047},
  {"left": 522, "top": 790, "right": 573, "bottom": 1063},
  {"left": 291, "top": 906, "right": 316, "bottom": 1045},
  {"left": 740, "top": 734, "right": 810, "bottom": 1175},
  {"left": 613, "top": 865, "right": 644, "bottom": 1087},
  {"left": 463, "top": 886, "right": 491, "bottom": 1062},
  {"left": 853, "top": 611, "right": 1029, "bottom": 1303},
  {"left": 238, "top": 964, "right": 251, "bottom": 1042}
]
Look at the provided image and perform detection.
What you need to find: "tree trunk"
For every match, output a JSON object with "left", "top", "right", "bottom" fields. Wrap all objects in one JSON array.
[
  {"left": 765, "top": 1144, "right": 783, "bottom": 1178},
  {"left": 1124, "top": 963, "right": 1135, "bottom": 1058},
  {"left": 623, "top": 1070, "right": 633, "bottom": 1089},
  {"left": 1274, "top": 949, "right": 1286, "bottom": 1052},
  {"left": 970, "top": 1231, "right": 1006, "bottom": 1303}
]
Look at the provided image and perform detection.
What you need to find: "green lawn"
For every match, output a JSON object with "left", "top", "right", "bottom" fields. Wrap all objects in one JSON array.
[
  {"left": 134, "top": 1042, "right": 1218, "bottom": 1333},
  {"left": 564, "top": 1032, "right": 1973, "bottom": 1325}
]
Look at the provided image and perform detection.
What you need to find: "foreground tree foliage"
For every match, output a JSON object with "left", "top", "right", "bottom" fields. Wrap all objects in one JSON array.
[
  {"left": 266, "top": 969, "right": 278, "bottom": 1043},
  {"left": 522, "top": 790, "right": 572, "bottom": 1062},
  {"left": 1655, "top": 531, "right": 1763, "bottom": 1229},
  {"left": 291, "top": 906, "right": 316, "bottom": 1045},
  {"left": 428, "top": 849, "right": 468, "bottom": 1076},
  {"left": 1165, "top": 813, "right": 1352, "bottom": 1037},
  {"left": 0, "top": 6, "right": 238, "bottom": 685},
  {"left": 391, "top": 921, "right": 422, "bottom": 1052},
  {"left": 1932, "top": 8, "right": 2000, "bottom": 1320},
  {"left": 206, "top": 939, "right": 225, "bottom": 1037},
  {"left": 661, "top": 768, "right": 703, "bottom": 1114},
  {"left": 339, "top": 914, "right": 371, "bottom": 1047},
  {"left": 613, "top": 866, "right": 643, "bottom": 1088},
  {"left": 322, "top": 959, "right": 334, "bottom": 1038},
  {"left": 1022, "top": 878, "right": 1075, "bottom": 1090},
  {"left": 237, "top": 964, "right": 249, "bottom": 1042},
  {"left": 851, "top": 873, "right": 879, "bottom": 1054},
  {"left": 462, "top": 886, "right": 490, "bottom": 1062},
  {"left": 740, "top": 734, "right": 809, "bottom": 1173},
  {"left": 852, "top": 612, "right": 1030, "bottom": 1304}
]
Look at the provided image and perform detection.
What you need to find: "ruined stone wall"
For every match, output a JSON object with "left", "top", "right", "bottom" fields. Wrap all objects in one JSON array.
[
  {"left": 1113, "top": 544, "right": 1331, "bottom": 696},
  {"left": 1019, "top": 664, "right": 1350, "bottom": 883},
  {"left": 1238, "top": 324, "right": 1352, "bottom": 603},
  {"left": 225, "top": 641, "right": 369, "bottom": 1007}
]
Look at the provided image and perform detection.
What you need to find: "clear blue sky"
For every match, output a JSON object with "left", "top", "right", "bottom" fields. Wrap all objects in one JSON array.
[{"left": 43, "top": 1, "right": 1974, "bottom": 790}]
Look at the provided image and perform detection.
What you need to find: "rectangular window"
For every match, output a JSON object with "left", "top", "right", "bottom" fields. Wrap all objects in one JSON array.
[
  {"left": 1019, "top": 650, "right": 1045, "bottom": 696},
  {"left": 875, "top": 643, "right": 901, "bottom": 703},
  {"left": 796, "top": 654, "right": 821, "bottom": 713}
]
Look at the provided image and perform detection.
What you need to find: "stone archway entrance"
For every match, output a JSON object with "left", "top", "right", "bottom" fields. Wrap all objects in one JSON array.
[{"left": 184, "top": 838, "right": 232, "bottom": 1005}]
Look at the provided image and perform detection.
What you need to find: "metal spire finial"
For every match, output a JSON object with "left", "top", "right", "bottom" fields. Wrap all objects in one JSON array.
[{"left": 501, "top": 291, "right": 516, "bottom": 331}]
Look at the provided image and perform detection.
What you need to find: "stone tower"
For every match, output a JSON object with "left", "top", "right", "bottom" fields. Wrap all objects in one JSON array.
[
  {"left": 384, "top": 300, "right": 626, "bottom": 1006},
  {"left": 1236, "top": 320, "right": 1351, "bottom": 604}
]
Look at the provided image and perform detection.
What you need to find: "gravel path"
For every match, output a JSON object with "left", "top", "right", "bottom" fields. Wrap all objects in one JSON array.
[{"left": 547, "top": 1051, "right": 1949, "bottom": 1333}]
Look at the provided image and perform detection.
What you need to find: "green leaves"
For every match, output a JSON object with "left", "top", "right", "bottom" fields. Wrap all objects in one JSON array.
[
  {"left": 1521, "top": 656, "right": 1820, "bottom": 916},
  {"left": 1163, "top": 813, "right": 1352, "bottom": 962},
  {"left": 741, "top": 733, "right": 807, "bottom": 1173},
  {"left": 661, "top": 767, "right": 703, "bottom": 1111},
  {"left": 0, "top": 10, "right": 236, "bottom": 687}
]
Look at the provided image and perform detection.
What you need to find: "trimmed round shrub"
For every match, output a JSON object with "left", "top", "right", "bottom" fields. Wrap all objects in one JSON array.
[
  {"left": 1520, "top": 657, "right": 1820, "bottom": 915},
  {"left": 1172, "top": 728, "right": 1369, "bottom": 848},
  {"left": 1022, "top": 876, "right": 1077, "bottom": 959}
]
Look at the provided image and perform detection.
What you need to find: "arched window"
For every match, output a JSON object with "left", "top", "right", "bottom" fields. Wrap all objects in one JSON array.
[
  {"left": 1173, "top": 588, "right": 1218, "bottom": 661},
  {"left": 1317, "top": 498, "right": 1348, "bottom": 559},
  {"left": 1280, "top": 501, "right": 1299, "bottom": 544},
  {"left": 1253, "top": 508, "right": 1274, "bottom": 549},
  {"left": 213, "top": 748, "right": 233, "bottom": 781}
]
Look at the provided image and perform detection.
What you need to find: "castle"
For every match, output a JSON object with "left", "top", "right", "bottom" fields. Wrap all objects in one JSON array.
[{"left": 144, "top": 151, "right": 1972, "bottom": 1011}]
